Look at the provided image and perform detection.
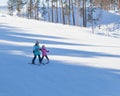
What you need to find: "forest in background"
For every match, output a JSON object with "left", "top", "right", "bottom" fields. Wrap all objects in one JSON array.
[{"left": 7, "top": 0, "right": 120, "bottom": 27}]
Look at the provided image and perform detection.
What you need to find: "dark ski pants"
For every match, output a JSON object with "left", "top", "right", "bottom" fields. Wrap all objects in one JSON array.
[
  {"left": 40, "top": 55, "right": 49, "bottom": 63},
  {"left": 32, "top": 54, "right": 41, "bottom": 64}
]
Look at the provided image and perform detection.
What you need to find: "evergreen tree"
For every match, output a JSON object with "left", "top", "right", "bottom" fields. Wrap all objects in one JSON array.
[
  {"left": 7, "top": 0, "right": 17, "bottom": 15},
  {"left": 27, "top": 0, "right": 34, "bottom": 18},
  {"left": 87, "top": 0, "right": 98, "bottom": 33},
  {"left": 46, "top": 0, "right": 50, "bottom": 22},
  {"left": 16, "top": 0, "right": 27, "bottom": 16},
  {"left": 34, "top": 0, "right": 40, "bottom": 20},
  {"left": 41, "top": 2, "right": 47, "bottom": 20}
]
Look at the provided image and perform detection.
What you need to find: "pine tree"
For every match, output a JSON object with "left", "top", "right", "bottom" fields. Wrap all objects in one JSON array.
[
  {"left": 63, "top": 0, "right": 70, "bottom": 24},
  {"left": 41, "top": 1, "right": 47, "bottom": 20},
  {"left": 34, "top": 0, "right": 40, "bottom": 20},
  {"left": 27, "top": 0, "right": 34, "bottom": 19},
  {"left": 16, "top": 0, "right": 24, "bottom": 16},
  {"left": 46, "top": 0, "right": 50, "bottom": 22},
  {"left": 7, "top": 0, "right": 17, "bottom": 15},
  {"left": 88, "top": 0, "right": 98, "bottom": 33}
]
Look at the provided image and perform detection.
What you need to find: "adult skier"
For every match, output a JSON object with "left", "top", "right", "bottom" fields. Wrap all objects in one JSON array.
[{"left": 32, "top": 40, "right": 41, "bottom": 64}]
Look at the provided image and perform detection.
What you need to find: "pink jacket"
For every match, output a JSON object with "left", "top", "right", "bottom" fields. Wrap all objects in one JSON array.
[{"left": 41, "top": 46, "right": 49, "bottom": 56}]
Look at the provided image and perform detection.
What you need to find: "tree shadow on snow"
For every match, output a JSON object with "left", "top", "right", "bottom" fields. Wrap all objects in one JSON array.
[
  {"left": 49, "top": 47, "right": 120, "bottom": 58},
  {"left": 0, "top": 23, "right": 120, "bottom": 96},
  {"left": 0, "top": 23, "right": 120, "bottom": 61}
]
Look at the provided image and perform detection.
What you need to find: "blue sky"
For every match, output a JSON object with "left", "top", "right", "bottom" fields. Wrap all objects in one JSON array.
[{"left": 0, "top": 0, "right": 8, "bottom": 5}]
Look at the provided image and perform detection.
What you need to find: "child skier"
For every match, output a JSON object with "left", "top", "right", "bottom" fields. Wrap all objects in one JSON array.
[
  {"left": 40, "top": 45, "right": 49, "bottom": 64},
  {"left": 32, "top": 40, "right": 41, "bottom": 64}
]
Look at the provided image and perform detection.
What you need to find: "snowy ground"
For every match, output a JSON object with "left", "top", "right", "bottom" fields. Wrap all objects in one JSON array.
[{"left": 0, "top": 14, "right": 120, "bottom": 96}]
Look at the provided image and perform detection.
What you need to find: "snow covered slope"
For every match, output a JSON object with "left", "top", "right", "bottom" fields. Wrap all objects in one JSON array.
[{"left": 0, "top": 14, "right": 120, "bottom": 96}]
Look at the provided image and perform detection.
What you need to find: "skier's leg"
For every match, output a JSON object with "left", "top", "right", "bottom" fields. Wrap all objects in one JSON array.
[
  {"left": 38, "top": 55, "right": 41, "bottom": 63},
  {"left": 40, "top": 55, "right": 44, "bottom": 63},
  {"left": 32, "top": 55, "right": 36, "bottom": 64},
  {"left": 45, "top": 55, "right": 49, "bottom": 63}
]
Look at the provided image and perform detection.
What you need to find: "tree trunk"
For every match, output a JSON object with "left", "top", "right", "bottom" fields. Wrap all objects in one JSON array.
[
  {"left": 71, "top": 0, "right": 75, "bottom": 25},
  {"left": 68, "top": 0, "right": 71, "bottom": 25},
  {"left": 83, "top": 0, "right": 86, "bottom": 27},
  {"left": 51, "top": 1, "right": 54, "bottom": 22},
  {"left": 119, "top": 0, "right": 120, "bottom": 10},
  {"left": 60, "top": 0, "right": 65, "bottom": 24},
  {"left": 56, "top": 0, "right": 58, "bottom": 23},
  {"left": 47, "top": 1, "right": 50, "bottom": 22}
]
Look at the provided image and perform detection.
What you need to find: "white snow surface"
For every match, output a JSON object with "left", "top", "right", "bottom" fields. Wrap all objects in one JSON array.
[{"left": 0, "top": 14, "right": 120, "bottom": 96}]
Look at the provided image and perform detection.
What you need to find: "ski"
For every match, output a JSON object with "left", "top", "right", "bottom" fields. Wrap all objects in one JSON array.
[
  {"left": 28, "top": 63, "right": 41, "bottom": 66},
  {"left": 28, "top": 63, "right": 45, "bottom": 66}
]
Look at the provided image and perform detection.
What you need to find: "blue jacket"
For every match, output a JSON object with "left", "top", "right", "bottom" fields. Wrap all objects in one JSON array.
[{"left": 33, "top": 45, "right": 40, "bottom": 55}]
